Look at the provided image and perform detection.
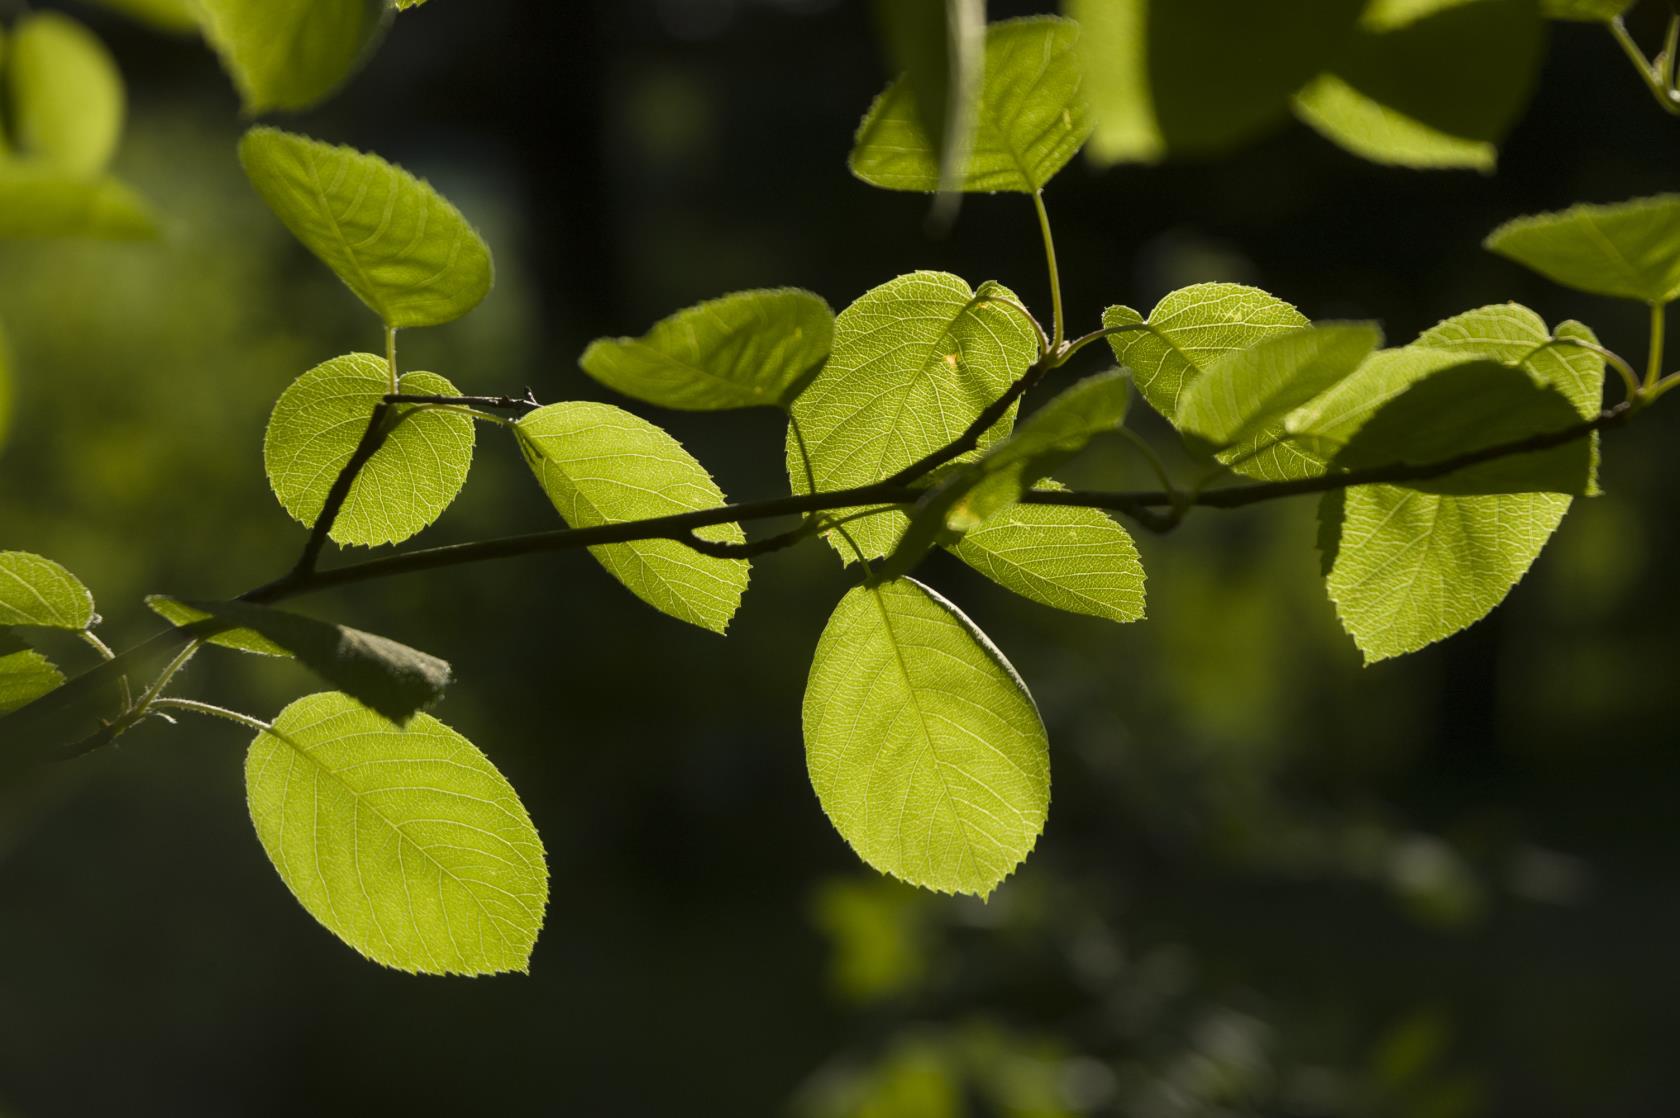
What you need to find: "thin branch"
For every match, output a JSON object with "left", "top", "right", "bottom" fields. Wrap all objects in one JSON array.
[
  {"left": 883, "top": 356, "right": 1050, "bottom": 486},
  {"left": 1032, "top": 190, "right": 1065, "bottom": 349},
  {"left": 1610, "top": 16, "right": 1680, "bottom": 114},
  {"left": 288, "top": 403, "right": 393, "bottom": 579},
  {"left": 149, "top": 698, "right": 274, "bottom": 735},
  {"left": 384, "top": 390, "right": 542, "bottom": 415},
  {"left": 1059, "top": 320, "right": 1157, "bottom": 363}
]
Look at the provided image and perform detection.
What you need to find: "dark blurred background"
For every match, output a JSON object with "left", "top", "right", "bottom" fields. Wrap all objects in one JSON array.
[{"left": 2, "top": 1, "right": 1679, "bottom": 1114}]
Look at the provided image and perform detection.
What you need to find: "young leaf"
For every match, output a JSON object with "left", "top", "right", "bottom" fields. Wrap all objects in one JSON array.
[
  {"left": 198, "top": 0, "right": 386, "bottom": 113},
  {"left": 0, "top": 632, "right": 64, "bottom": 716},
  {"left": 4, "top": 12, "right": 125, "bottom": 176},
  {"left": 850, "top": 16, "right": 1091, "bottom": 194},
  {"left": 1070, "top": 0, "right": 1366, "bottom": 164},
  {"left": 239, "top": 128, "right": 494, "bottom": 328},
  {"left": 804, "top": 578, "right": 1049, "bottom": 898},
  {"left": 1484, "top": 196, "right": 1680, "bottom": 305},
  {"left": 246, "top": 692, "right": 547, "bottom": 976},
  {"left": 580, "top": 288, "right": 834, "bottom": 411},
  {"left": 787, "top": 271, "right": 1039, "bottom": 561},
  {"left": 1293, "top": 0, "right": 1544, "bottom": 171},
  {"left": 147, "top": 597, "right": 451, "bottom": 725},
  {"left": 871, "top": 0, "right": 985, "bottom": 199},
  {"left": 0, "top": 171, "right": 158, "bottom": 240},
  {"left": 265, "top": 354, "right": 476, "bottom": 548},
  {"left": 949, "top": 489, "right": 1146, "bottom": 624},
  {"left": 884, "top": 371, "right": 1130, "bottom": 578},
  {"left": 0, "top": 551, "right": 95, "bottom": 630},
  {"left": 1103, "top": 283, "right": 1309, "bottom": 421},
  {"left": 516, "top": 401, "right": 749, "bottom": 634}
]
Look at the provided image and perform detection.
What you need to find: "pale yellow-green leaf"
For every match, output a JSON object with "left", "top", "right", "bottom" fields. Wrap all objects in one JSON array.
[
  {"left": 240, "top": 127, "right": 494, "bottom": 328},
  {"left": 516, "top": 401, "right": 749, "bottom": 634},
  {"left": 198, "top": 0, "right": 386, "bottom": 113},
  {"left": 246, "top": 692, "right": 547, "bottom": 975},
  {"left": 4, "top": 12, "right": 125, "bottom": 175},
  {"left": 1484, "top": 195, "right": 1680, "bottom": 305},
  {"left": 0, "top": 632, "right": 64, "bottom": 715},
  {"left": 264, "top": 353, "right": 476, "bottom": 548},
  {"left": 804, "top": 578, "right": 1048, "bottom": 897},
  {"left": 0, "top": 551, "right": 95, "bottom": 630}
]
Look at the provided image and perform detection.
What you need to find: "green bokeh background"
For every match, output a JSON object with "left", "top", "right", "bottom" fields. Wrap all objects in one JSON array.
[{"left": 2, "top": 2, "right": 1679, "bottom": 1115}]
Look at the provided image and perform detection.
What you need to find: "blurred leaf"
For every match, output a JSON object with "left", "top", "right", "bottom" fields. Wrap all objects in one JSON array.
[
  {"left": 264, "top": 353, "right": 476, "bottom": 547},
  {"left": 810, "top": 877, "right": 927, "bottom": 1003},
  {"left": 884, "top": 371, "right": 1130, "bottom": 578},
  {"left": 850, "top": 16, "right": 1091, "bottom": 194},
  {"left": 804, "top": 578, "right": 1048, "bottom": 898},
  {"left": 5, "top": 12, "right": 125, "bottom": 175},
  {"left": 198, "top": 0, "right": 386, "bottom": 113},
  {"left": 147, "top": 597, "right": 451, "bottom": 724},
  {"left": 1484, "top": 194, "right": 1680, "bottom": 304},
  {"left": 0, "top": 551, "right": 96, "bottom": 630},
  {"left": 1104, "top": 283, "right": 1309, "bottom": 422},
  {"left": 515, "top": 401, "right": 749, "bottom": 634},
  {"left": 395, "top": 0, "right": 430, "bottom": 8},
  {"left": 872, "top": 0, "right": 985, "bottom": 200},
  {"left": 580, "top": 288, "right": 834, "bottom": 411},
  {"left": 0, "top": 169, "right": 158, "bottom": 239},
  {"left": 1542, "top": 0, "right": 1632, "bottom": 17},
  {"left": 246, "top": 691, "right": 547, "bottom": 975},
  {"left": 239, "top": 127, "right": 494, "bottom": 328},
  {"left": 1294, "top": 0, "right": 1544, "bottom": 170},
  {"left": 0, "top": 320, "right": 10, "bottom": 453},
  {"left": 787, "top": 271, "right": 1038, "bottom": 561},
  {"left": 0, "top": 632, "right": 64, "bottom": 716},
  {"left": 73, "top": 0, "right": 200, "bottom": 33},
  {"left": 949, "top": 489, "right": 1146, "bottom": 623},
  {"left": 1071, "top": 0, "right": 1366, "bottom": 163}
]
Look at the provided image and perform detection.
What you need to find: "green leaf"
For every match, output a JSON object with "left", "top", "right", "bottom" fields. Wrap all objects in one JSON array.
[
  {"left": 804, "top": 578, "right": 1048, "bottom": 897},
  {"left": 850, "top": 16, "right": 1091, "bottom": 194},
  {"left": 146, "top": 597, "right": 451, "bottom": 724},
  {"left": 884, "top": 371, "right": 1130, "bottom": 578},
  {"left": 787, "top": 271, "right": 1039, "bottom": 561},
  {"left": 246, "top": 692, "right": 547, "bottom": 975},
  {"left": 1484, "top": 195, "right": 1680, "bottom": 305},
  {"left": 74, "top": 0, "right": 200, "bottom": 33},
  {"left": 1103, "top": 283, "right": 1309, "bottom": 422},
  {"left": 4, "top": 12, "right": 125, "bottom": 175},
  {"left": 1293, "top": 0, "right": 1545, "bottom": 171},
  {"left": 1415, "top": 302, "right": 1605, "bottom": 417},
  {"left": 1541, "top": 0, "right": 1632, "bottom": 19},
  {"left": 239, "top": 128, "right": 494, "bottom": 328},
  {"left": 1283, "top": 345, "right": 1478, "bottom": 460},
  {"left": 948, "top": 489, "right": 1146, "bottom": 624},
  {"left": 0, "top": 169, "right": 158, "bottom": 240},
  {"left": 871, "top": 0, "right": 986, "bottom": 198},
  {"left": 263, "top": 354, "right": 476, "bottom": 548},
  {"left": 1070, "top": 0, "right": 1366, "bottom": 164},
  {"left": 580, "top": 288, "right": 834, "bottom": 411},
  {"left": 395, "top": 0, "right": 430, "bottom": 8},
  {"left": 0, "top": 630, "right": 188, "bottom": 768},
  {"left": 0, "top": 632, "right": 64, "bottom": 716},
  {"left": 198, "top": 0, "right": 386, "bottom": 113},
  {"left": 516, "top": 401, "right": 749, "bottom": 634},
  {"left": 0, "top": 551, "right": 95, "bottom": 630}
]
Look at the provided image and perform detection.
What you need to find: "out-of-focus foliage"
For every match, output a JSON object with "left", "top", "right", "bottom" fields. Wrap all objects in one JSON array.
[{"left": 197, "top": 0, "right": 387, "bottom": 113}]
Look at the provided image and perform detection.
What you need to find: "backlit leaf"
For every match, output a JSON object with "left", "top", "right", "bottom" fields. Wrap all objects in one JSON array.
[
  {"left": 198, "top": 0, "right": 386, "bottom": 113},
  {"left": 246, "top": 692, "right": 547, "bottom": 975},
  {"left": 872, "top": 0, "right": 986, "bottom": 198},
  {"left": 0, "top": 632, "right": 64, "bottom": 716},
  {"left": 580, "top": 288, "right": 833, "bottom": 411},
  {"left": 0, "top": 551, "right": 95, "bottom": 630},
  {"left": 516, "top": 401, "right": 749, "bottom": 634},
  {"left": 264, "top": 353, "right": 476, "bottom": 548},
  {"left": 804, "top": 578, "right": 1048, "bottom": 897},
  {"left": 240, "top": 128, "right": 494, "bottom": 328},
  {"left": 850, "top": 16, "right": 1091, "bottom": 194},
  {"left": 1484, "top": 195, "right": 1680, "bottom": 304},
  {"left": 0, "top": 321, "right": 11, "bottom": 453},
  {"left": 4, "top": 12, "right": 125, "bottom": 175}
]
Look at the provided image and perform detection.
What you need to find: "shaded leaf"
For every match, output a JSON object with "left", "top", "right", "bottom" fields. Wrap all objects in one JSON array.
[
  {"left": 0, "top": 632, "right": 64, "bottom": 716},
  {"left": 147, "top": 597, "right": 451, "bottom": 724},
  {"left": 872, "top": 0, "right": 986, "bottom": 198},
  {"left": 246, "top": 692, "right": 547, "bottom": 975},
  {"left": 580, "top": 288, "right": 833, "bottom": 411},
  {"left": 805, "top": 578, "right": 1048, "bottom": 897},
  {"left": 516, "top": 401, "right": 749, "bottom": 634},
  {"left": 264, "top": 354, "right": 476, "bottom": 548},
  {"left": 5, "top": 12, "right": 125, "bottom": 175},
  {"left": 0, "top": 551, "right": 95, "bottom": 630},
  {"left": 240, "top": 127, "right": 494, "bottom": 328},
  {"left": 198, "top": 0, "right": 386, "bottom": 113},
  {"left": 1484, "top": 195, "right": 1680, "bottom": 304}
]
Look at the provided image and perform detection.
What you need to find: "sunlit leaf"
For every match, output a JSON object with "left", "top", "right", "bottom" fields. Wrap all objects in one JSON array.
[
  {"left": 580, "top": 288, "right": 833, "bottom": 411},
  {"left": 0, "top": 551, "right": 95, "bottom": 630},
  {"left": 1484, "top": 195, "right": 1680, "bottom": 304},
  {"left": 264, "top": 353, "right": 476, "bottom": 548},
  {"left": 198, "top": 0, "right": 386, "bottom": 113},
  {"left": 0, "top": 169, "right": 158, "bottom": 240},
  {"left": 850, "top": 16, "right": 1091, "bottom": 194},
  {"left": 787, "top": 271, "right": 1039, "bottom": 560},
  {"left": 4, "top": 12, "right": 125, "bottom": 175},
  {"left": 395, "top": 0, "right": 431, "bottom": 8},
  {"left": 240, "top": 127, "right": 494, "bottom": 328},
  {"left": 246, "top": 692, "right": 547, "bottom": 975},
  {"left": 872, "top": 0, "right": 986, "bottom": 199},
  {"left": 516, "top": 401, "right": 749, "bottom": 634},
  {"left": 1070, "top": 0, "right": 1366, "bottom": 163},
  {"left": 1103, "top": 283, "right": 1309, "bottom": 422},
  {"left": 805, "top": 578, "right": 1048, "bottom": 897},
  {"left": 1414, "top": 303, "right": 1605, "bottom": 418},
  {"left": 0, "top": 632, "right": 64, "bottom": 716},
  {"left": 147, "top": 597, "right": 451, "bottom": 724}
]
